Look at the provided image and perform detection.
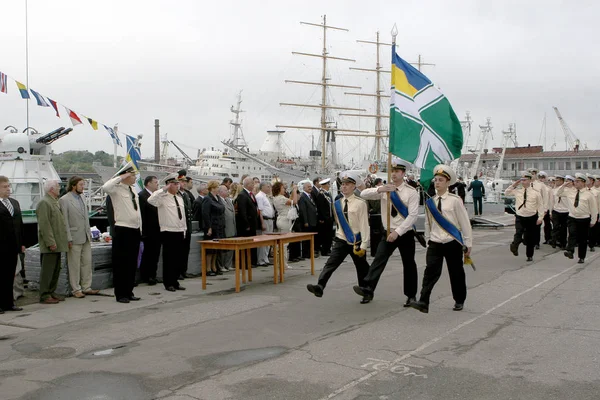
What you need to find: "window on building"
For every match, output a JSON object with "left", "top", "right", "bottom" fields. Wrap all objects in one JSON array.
[
  {"left": 565, "top": 161, "right": 571, "bottom": 170},
  {"left": 558, "top": 161, "right": 564, "bottom": 170},
  {"left": 533, "top": 162, "right": 538, "bottom": 169},
  {"left": 583, "top": 161, "right": 588, "bottom": 169},
  {"left": 549, "top": 161, "right": 555, "bottom": 170},
  {"left": 593, "top": 161, "right": 597, "bottom": 169},
  {"left": 576, "top": 161, "right": 582, "bottom": 170},
  {"left": 511, "top": 163, "right": 515, "bottom": 171}
]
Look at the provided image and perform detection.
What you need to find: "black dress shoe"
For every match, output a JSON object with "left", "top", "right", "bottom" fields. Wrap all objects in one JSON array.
[
  {"left": 453, "top": 303, "right": 464, "bottom": 311},
  {"left": 543, "top": 240, "right": 550, "bottom": 245},
  {"left": 510, "top": 243, "right": 519, "bottom": 256},
  {"left": 207, "top": 271, "right": 217, "bottom": 276},
  {"left": 148, "top": 278, "right": 157, "bottom": 286},
  {"left": 129, "top": 296, "right": 141, "bottom": 301},
  {"left": 590, "top": 247, "right": 595, "bottom": 252},
  {"left": 179, "top": 275, "right": 186, "bottom": 280},
  {"left": 307, "top": 284, "right": 323, "bottom": 298},
  {"left": 409, "top": 300, "right": 429, "bottom": 313},
  {"left": 117, "top": 298, "right": 130, "bottom": 304},
  {"left": 8, "top": 306, "right": 23, "bottom": 311},
  {"left": 404, "top": 297, "right": 416, "bottom": 307},
  {"left": 165, "top": 286, "right": 177, "bottom": 292},
  {"left": 353, "top": 285, "right": 373, "bottom": 298},
  {"left": 0, "top": 308, "right": 4, "bottom": 314},
  {"left": 578, "top": 259, "right": 585, "bottom": 264},
  {"left": 216, "top": 270, "right": 224, "bottom": 275},
  {"left": 535, "top": 245, "right": 540, "bottom": 250},
  {"left": 526, "top": 257, "right": 533, "bottom": 262},
  {"left": 564, "top": 250, "right": 574, "bottom": 259},
  {"left": 176, "top": 286, "right": 186, "bottom": 290},
  {"left": 360, "top": 296, "right": 373, "bottom": 304}
]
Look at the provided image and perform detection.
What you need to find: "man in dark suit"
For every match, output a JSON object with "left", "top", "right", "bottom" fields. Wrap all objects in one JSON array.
[
  {"left": 316, "top": 178, "right": 334, "bottom": 256},
  {"left": 468, "top": 175, "right": 485, "bottom": 215},
  {"left": 0, "top": 176, "right": 24, "bottom": 313},
  {"left": 235, "top": 176, "right": 261, "bottom": 265},
  {"left": 138, "top": 175, "right": 161, "bottom": 285},
  {"left": 299, "top": 181, "right": 319, "bottom": 259},
  {"left": 192, "top": 183, "right": 208, "bottom": 227},
  {"left": 177, "top": 170, "right": 194, "bottom": 279}
]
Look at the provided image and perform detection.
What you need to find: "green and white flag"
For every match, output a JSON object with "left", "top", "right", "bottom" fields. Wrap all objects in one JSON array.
[{"left": 389, "top": 44, "right": 463, "bottom": 188}]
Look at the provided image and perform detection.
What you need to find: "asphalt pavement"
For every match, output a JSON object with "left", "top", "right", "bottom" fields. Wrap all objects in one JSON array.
[{"left": 1, "top": 211, "right": 599, "bottom": 400}]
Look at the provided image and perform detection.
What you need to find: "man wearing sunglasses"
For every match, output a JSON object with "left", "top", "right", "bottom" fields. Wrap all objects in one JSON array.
[{"left": 102, "top": 163, "right": 142, "bottom": 304}]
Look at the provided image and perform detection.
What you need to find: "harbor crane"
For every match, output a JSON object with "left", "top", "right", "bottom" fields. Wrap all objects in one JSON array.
[
  {"left": 170, "top": 141, "right": 194, "bottom": 165},
  {"left": 553, "top": 106, "right": 581, "bottom": 152}
]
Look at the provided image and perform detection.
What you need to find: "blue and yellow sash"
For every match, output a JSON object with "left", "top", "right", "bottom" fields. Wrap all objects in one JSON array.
[
  {"left": 334, "top": 198, "right": 361, "bottom": 244},
  {"left": 425, "top": 197, "right": 464, "bottom": 247},
  {"left": 389, "top": 191, "right": 408, "bottom": 218}
]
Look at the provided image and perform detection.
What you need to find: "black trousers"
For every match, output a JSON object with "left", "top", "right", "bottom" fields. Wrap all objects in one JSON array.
[
  {"left": 369, "top": 214, "right": 383, "bottom": 257},
  {"left": 567, "top": 217, "right": 590, "bottom": 260},
  {"left": 365, "top": 231, "right": 417, "bottom": 298},
  {"left": 302, "top": 225, "right": 318, "bottom": 258},
  {"left": 551, "top": 211, "right": 568, "bottom": 249},
  {"left": 318, "top": 219, "right": 334, "bottom": 255},
  {"left": 513, "top": 214, "right": 539, "bottom": 258},
  {"left": 289, "top": 221, "right": 302, "bottom": 260},
  {"left": 112, "top": 226, "right": 141, "bottom": 300},
  {"left": 588, "top": 217, "right": 600, "bottom": 248},
  {"left": 419, "top": 241, "right": 466, "bottom": 305},
  {"left": 140, "top": 234, "right": 161, "bottom": 281},
  {"left": 1, "top": 252, "right": 18, "bottom": 309},
  {"left": 543, "top": 211, "right": 552, "bottom": 242},
  {"left": 179, "top": 229, "right": 192, "bottom": 276},
  {"left": 317, "top": 237, "right": 370, "bottom": 289},
  {"left": 161, "top": 231, "right": 184, "bottom": 289},
  {"left": 473, "top": 196, "right": 483, "bottom": 215}
]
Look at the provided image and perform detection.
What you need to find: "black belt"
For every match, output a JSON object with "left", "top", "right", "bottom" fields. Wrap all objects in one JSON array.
[{"left": 263, "top": 216, "right": 275, "bottom": 220}]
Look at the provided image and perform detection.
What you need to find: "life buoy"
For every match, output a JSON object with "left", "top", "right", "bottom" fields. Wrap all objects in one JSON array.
[{"left": 368, "top": 164, "right": 378, "bottom": 174}]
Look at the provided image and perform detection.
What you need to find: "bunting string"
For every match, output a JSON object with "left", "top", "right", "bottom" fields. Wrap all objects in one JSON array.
[{"left": 0, "top": 69, "right": 122, "bottom": 147}]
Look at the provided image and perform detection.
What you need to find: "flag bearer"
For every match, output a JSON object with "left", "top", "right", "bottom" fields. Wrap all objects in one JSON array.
[
  {"left": 409, "top": 165, "right": 472, "bottom": 314},
  {"left": 306, "top": 171, "right": 371, "bottom": 303},
  {"left": 556, "top": 173, "right": 598, "bottom": 264},
  {"left": 505, "top": 171, "right": 544, "bottom": 262},
  {"left": 353, "top": 157, "right": 420, "bottom": 306}
]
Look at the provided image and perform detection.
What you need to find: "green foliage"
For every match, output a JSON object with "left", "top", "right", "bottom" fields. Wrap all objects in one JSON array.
[{"left": 53, "top": 150, "right": 121, "bottom": 172}]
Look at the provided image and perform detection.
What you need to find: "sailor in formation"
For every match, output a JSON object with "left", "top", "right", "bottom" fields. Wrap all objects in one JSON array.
[
  {"left": 527, "top": 168, "right": 549, "bottom": 250},
  {"left": 506, "top": 171, "right": 544, "bottom": 262},
  {"left": 585, "top": 174, "right": 600, "bottom": 252},
  {"left": 306, "top": 171, "right": 372, "bottom": 303},
  {"left": 409, "top": 165, "right": 472, "bottom": 313},
  {"left": 353, "top": 157, "right": 420, "bottom": 306},
  {"left": 556, "top": 173, "right": 598, "bottom": 263},
  {"left": 550, "top": 175, "right": 569, "bottom": 250},
  {"left": 537, "top": 171, "right": 553, "bottom": 245}
]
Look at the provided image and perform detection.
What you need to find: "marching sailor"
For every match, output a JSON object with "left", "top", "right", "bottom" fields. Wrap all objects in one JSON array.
[
  {"left": 550, "top": 175, "right": 569, "bottom": 250},
  {"left": 527, "top": 168, "right": 549, "bottom": 249},
  {"left": 409, "top": 165, "right": 472, "bottom": 313},
  {"left": 556, "top": 173, "right": 598, "bottom": 263},
  {"left": 306, "top": 171, "right": 371, "bottom": 303},
  {"left": 586, "top": 174, "right": 600, "bottom": 252},
  {"left": 353, "top": 157, "right": 421, "bottom": 305},
  {"left": 506, "top": 171, "right": 544, "bottom": 262}
]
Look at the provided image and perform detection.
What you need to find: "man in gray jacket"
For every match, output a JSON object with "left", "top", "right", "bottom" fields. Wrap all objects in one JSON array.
[
  {"left": 217, "top": 185, "right": 236, "bottom": 271},
  {"left": 59, "top": 176, "right": 99, "bottom": 298}
]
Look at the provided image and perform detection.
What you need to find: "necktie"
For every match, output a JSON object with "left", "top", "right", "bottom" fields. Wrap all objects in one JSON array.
[
  {"left": 128, "top": 186, "right": 138, "bottom": 211},
  {"left": 343, "top": 199, "right": 349, "bottom": 220},
  {"left": 437, "top": 197, "right": 442, "bottom": 212},
  {"left": 174, "top": 195, "right": 182, "bottom": 219},
  {"left": 519, "top": 189, "right": 527, "bottom": 210},
  {"left": 574, "top": 190, "right": 580, "bottom": 207},
  {"left": 250, "top": 192, "right": 256, "bottom": 203},
  {"left": 2, "top": 198, "right": 14, "bottom": 216}
]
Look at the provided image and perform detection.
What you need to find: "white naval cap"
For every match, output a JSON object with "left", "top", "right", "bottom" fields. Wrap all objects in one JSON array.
[
  {"left": 538, "top": 171, "right": 548, "bottom": 177},
  {"left": 319, "top": 178, "right": 331, "bottom": 185},
  {"left": 565, "top": 175, "right": 575, "bottom": 182},
  {"left": 390, "top": 157, "right": 411, "bottom": 170},
  {"left": 340, "top": 171, "right": 358, "bottom": 184},
  {"left": 433, "top": 164, "right": 457, "bottom": 186},
  {"left": 575, "top": 173, "right": 587, "bottom": 182}
]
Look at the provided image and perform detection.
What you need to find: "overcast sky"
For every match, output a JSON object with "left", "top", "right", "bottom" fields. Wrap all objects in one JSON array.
[{"left": 1, "top": 0, "right": 599, "bottom": 164}]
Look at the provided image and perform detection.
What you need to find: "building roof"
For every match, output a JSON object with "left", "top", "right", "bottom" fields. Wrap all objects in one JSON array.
[{"left": 459, "top": 149, "right": 600, "bottom": 162}]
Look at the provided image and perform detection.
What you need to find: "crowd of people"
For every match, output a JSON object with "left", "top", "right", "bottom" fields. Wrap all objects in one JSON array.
[{"left": 1, "top": 157, "right": 478, "bottom": 314}]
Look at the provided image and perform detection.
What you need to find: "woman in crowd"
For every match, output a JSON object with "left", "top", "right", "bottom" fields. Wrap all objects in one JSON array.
[
  {"left": 272, "top": 181, "right": 299, "bottom": 267},
  {"left": 202, "top": 180, "right": 226, "bottom": 276}
]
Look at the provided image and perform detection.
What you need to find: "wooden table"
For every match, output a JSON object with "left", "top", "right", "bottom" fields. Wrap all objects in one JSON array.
[{"left": 199, "top": 232, "right": 316, "bottom": 292}]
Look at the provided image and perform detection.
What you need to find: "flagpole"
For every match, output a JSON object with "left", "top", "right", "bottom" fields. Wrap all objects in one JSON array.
[
  {"left": 25, "top": 0, "right": 30, "bottom": 133},
  {"left": 387, "top": 24, "right": 398, "bottom": 236}
]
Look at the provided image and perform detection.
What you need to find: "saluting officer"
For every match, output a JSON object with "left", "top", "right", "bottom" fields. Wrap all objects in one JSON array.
[
  {"left": 537, "top": 171, "right": 553, "bottom": 245},
  {"left": 550, "top": 175, "right": 569, "bottom": 250},
  {"left": 409, "top": 165, "right": 472, "bottom": 313},
  {"left": 306, "top": 171, "right": 371, "bottom": 303},
  {"left": 506, "top": 171, "right": 544, "bottom": 262},
  {"left": 148, "top": 173, "right": 187, "bottom": 291},
  {"left": 556, "top": 173, "right": 598, "bottom": 264},
  {"left": 528, "top": 168, "right": 549, "bottom": 249},
  {"left": 354, "top": 157, "right": 419, "bottom": 306},
  {"left": 585, "top": 174, "right": 600, "bottom": 252}
]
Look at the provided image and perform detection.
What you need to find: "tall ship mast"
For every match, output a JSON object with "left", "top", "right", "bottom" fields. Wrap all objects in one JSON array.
[{"left": 277, "top": 15, "right": 369, "bottom": 170}]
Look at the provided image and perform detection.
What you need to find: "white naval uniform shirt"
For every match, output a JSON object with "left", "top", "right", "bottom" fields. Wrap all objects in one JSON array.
[
  {"left": 556, "top": 185, "right": 599, "bottom": 221},
  {"left": 551, "top": 186, "right": 569, "bottom": 213},
  {"left": 531, "top": 180, "right": 549, "bottom": 213},
  {"left": 147, "top": 188, "right": 187, "bottom": 233},
  {"left": 425, "top": 191, "right": 473, "bottom": 248},
  {"left": 333, "top": 194, "right": 370, "bottom": 250},
  {"left": 505, "top": 185, "right": 544, "bottom": 222},
  {"left": 102, "top": 176, "right": 142, "bottom": 230},
  {"left": 360, "top": 182, "right": 419, "bottom": 237}
]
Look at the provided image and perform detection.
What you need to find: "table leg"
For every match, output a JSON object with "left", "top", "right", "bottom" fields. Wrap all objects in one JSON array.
[
  {"left": 202, "top": 246, "right": 207, "bottom": 290},
  {"left": 310, "top": 236, "right": 315, "bottom": 276},
  {"left": 241, "top": 249, "right": 247, "bottom": 284},
  {"left": 273, "top": 242, "right": 278, "bottom": 284},
  {"left": 247, "top": 249, "right": 253, "bottom": 282},
  {"left": 235, "top": 248, "right": 240, "bottom": 293},
  {"left": 279, "top": 242, "right": 285, "bottom": 283}
]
